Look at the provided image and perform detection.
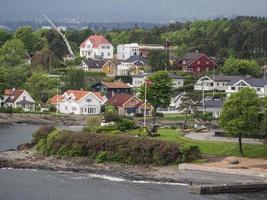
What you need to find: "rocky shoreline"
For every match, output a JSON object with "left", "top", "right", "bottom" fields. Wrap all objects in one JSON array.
[
  {"left": 0, "top": 150, "right": 265, "bottom": 185},
  {"left": 0, "top": 113, "right": 87, "bottom": 126}
]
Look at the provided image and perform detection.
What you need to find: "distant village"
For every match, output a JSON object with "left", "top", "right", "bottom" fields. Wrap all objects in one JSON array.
[{"left": 1, "top": 33, "right": 267, "bottom": 120}]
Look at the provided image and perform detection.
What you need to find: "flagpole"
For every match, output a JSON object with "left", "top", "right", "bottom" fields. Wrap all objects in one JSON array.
[{"left": 144, "top": 78, "right": 147, "bottom": 131}]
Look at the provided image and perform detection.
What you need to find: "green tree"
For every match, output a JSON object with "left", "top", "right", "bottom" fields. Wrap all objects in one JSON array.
[
  {"left": 64, "top": 68, "right": 85, "bottom": 90},
  {"left": 0, "top": 39, "right": 26, "bottom": 66},
  {"left": 221, "top": 56, "right": 261, "bottom": 77},
  {"left": 219, "top": 87, "right": 261, "bottom": 156},
  {"left": 14, "top": 26, "right": 44, "bottom": 53},
  {"left": 25, "top": 71, "right": 57, "bottom": 103},
  {"left": 147, "top": 50, "right": 170, "bottom": 72},
  {"left": 139, "top": 71, "right": 173, "bottom": 126},
  {"left": 0, "top": 29, "right": 12, "bottom": 47}
]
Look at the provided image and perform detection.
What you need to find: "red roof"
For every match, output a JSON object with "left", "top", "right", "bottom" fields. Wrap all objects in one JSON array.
[
  {"left": 48, "top": 94, "right": 63, "bottom": 105},
  {"left": 92, "top": 92, "right": 106, "bottom": 102},
  {"left": 80, "top": 35, "right": 111, "bottom": 48},
  {"left": 102, "top": 82, "right": 130, "bottom": 89},
  {"left": 108, "top": 93, "right": 134, "bottom": 106},
  {"left": 4, "top": 89, "right": 24, "bottom": 103},
  {"left": 65, "top": 90, "right": 89, "bottom": 101}
]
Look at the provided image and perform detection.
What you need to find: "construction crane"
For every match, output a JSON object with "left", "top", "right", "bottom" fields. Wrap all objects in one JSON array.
[{"left": 43, "top": 14, "right": 75, "bottom": 59}]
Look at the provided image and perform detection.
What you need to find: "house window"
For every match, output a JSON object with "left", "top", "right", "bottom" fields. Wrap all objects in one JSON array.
[
  {"left": 188, "top": 68, "right": 193, "bottom": 72},
  {"left": 102, "top": 46, "right": 106, "bottom": 49},
  {"left": 182, "top": 60, "right": 186, "bottom": 65},
  {"left": 23, "top": 96, "right": 26, "bottom": 100},
  {"left": 72, "top": 107, "right": 77, "bottom": 111},
  {"left": 257, "top": 88, "right": 261, "bottom": 92},
  {"left": 206, "top": 61, "right": 210, "bottom": 64},
  {"left": 86, "top": 98, "right": 92, "bottom": 103},
  {"left": 107, "top": 52, "right": 110, "bottom": 57},
  {"left": 88, "top": 107, "right": 96, "bottom": 114},
  {"left": 231, "top": 87, "right": 235, "bottom": 90},
  {"left": 197, "top": 60, "right": 201, "bottom": 64},
  {"left": 197, "top": 67, "right": 200, "bottom": 72},
  {"left": 65, "top": 106, "right": 68, "bottom": 110},
  {"left": 106, "top": 46, "right": 110, "bottom": 49}
]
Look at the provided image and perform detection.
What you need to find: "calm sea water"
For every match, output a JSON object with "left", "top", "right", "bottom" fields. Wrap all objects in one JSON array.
[{"left": 0, "top": 124, "right": 267, "bottom": 200}]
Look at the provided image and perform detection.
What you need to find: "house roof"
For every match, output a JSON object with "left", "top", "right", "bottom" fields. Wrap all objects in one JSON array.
[
  {"left": 82, "top": 58, "right": 107, "bottom": 68},
  {"left": 65, "top": 90, "right": 89, "bottom": 101},
  {"left": 4, "top": 89, "right": 24, "bottom": 103},
  {"left": 108, "top": 93, "right": 134, "bottom": 106},
  {"left": 92, "top": 92, "right": 106, "bottom": 102},
  {"left": 101, "top": 82, "right": 130, "bottom": 89},
  {"left": 205, "top": 75, "right": 243, "bottom": 82},
  {"left": 132, "top": 73, "right": 182, "bottom": 79},
  {"left": 177, "top": 52, "right": 216, "bottom": 66},
  {"left": 80, "top": 35, "right": 112, "bottom": 48},
  {"left": 48, "top": 94, "right": 63, "bottom": 105},
  {"left": 17, "top": 99, "right": 35, "bottom": 105},
  {"left": 229, "top": 77, "right": 267, "bottom": 87},
  {"left": 197, "top": 99, "right": 224, "bottom": 109},
  {"left": 124, "top": 55, "right": 147, "bottom": 64}
]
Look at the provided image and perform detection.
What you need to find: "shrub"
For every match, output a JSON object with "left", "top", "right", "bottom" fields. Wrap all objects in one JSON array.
[
  {"left": 116, "top": 118, "right": 137, "bottom": 131},
  {"left": 135, "top": 113, "right": 143, "bottom": 117},
  {"left": 83, "top": 116, "right": 101, "bottom": 133},
  {"left": 96, "top": 125, "right": 117, "bottom": 133},
  {"left": 103, "top": 112, "right": 121, "bottom": 122},
  {"left": 32, "top": 126, "right": 55, "bottom": 145},
  {"left": 34, "top": 130, "right": 201, "bottom": 165},
  {"left": 156, "top": 112, "right": 164, "bottom": 117}
]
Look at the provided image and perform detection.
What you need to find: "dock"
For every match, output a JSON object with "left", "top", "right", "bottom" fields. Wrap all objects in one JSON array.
[{"left": 190, "top": 182, "right": 267, "bottom": 194}]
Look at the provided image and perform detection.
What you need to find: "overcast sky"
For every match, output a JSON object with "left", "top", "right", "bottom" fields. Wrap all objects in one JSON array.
[{"left": 0, "top": 0, "right": 266, "bottom": 22}]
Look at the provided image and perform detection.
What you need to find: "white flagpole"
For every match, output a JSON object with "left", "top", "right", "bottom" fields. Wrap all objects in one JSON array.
[{"left": 144, "top": 78, "right": 147, "bottom": 131}]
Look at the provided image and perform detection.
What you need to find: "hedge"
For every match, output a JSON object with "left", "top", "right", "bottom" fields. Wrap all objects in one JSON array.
[{"left": 33, "top": 127, "right": 201, "bottom": 165}]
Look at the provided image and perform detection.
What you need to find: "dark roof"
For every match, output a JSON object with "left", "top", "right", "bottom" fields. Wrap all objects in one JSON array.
[
  {"left": 124, "top": 55, "right": 147, "bottom": 64},
  {"left": 83, "top": 58, "right": 107, "bottom": 68},
  {"left": 228, "top": 77, "right": 267, "bottom": 87},
  {"left": 206, "top": 75, "right": 244, "bottom": 82},
  {"left": 197, "top": 99, "right": 224, "bottom": 108},
  {"left": 132, "top": 73, "right": 182, "bottom": 79},
  {"left": 180, "top": 52, "right": 203, "bottom": 61},
  {"left": 108, "top": 93, "right": 134, "bottom": 106},
  {"left": 17, "top": 99, "right": 35, "bottom": 104}
]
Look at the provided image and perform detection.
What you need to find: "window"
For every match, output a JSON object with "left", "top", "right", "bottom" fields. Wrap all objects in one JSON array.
[
  {"left": 188, "top": 68, "right": 193, "bottom": 72},
  {"left": 197, "top": 67, "right": 200, "bottom": 72},
  {"left": 102, "top": 46, "right": 105, "bottom": 49},
  {"left": 197, "top": 60, "right": 201, "bottom": 64},
  {"left": 65, "top": 106, "right": 68, "bottom": 110},
  {"left": 88, "top": 107, "right": 96, "bottom": 114},
  {"left": 106, "top": 46, "right": 110, "bottom": 49},
  {"left": 257, "top": 88, "right": 261, "bottom": 92},
  {"left": 182, "top": 60, "right": 186, "bottom": 64},
  {"left": 86, "top": 98, "right": 92, "bottom": 103},
  {"left": 231, "top": 87, "right": 235, "bottom": 90},
  {"left": 87, "top": 44, "right": 91, "bottom": 48},
  {"left": 206, "top": 61, "right": 210, "bottom": 64},
  {"left": 107, "top": 52, "right": 110, "bottom": 57},
  {"left": 72, "top": 107, "right": 77, "bottom": 111},
  {"left": 23, "top": 96, "right": 26, "bottom": 100}
]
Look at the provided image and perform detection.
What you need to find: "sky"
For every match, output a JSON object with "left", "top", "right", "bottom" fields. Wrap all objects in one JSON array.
[{"left": 0, "top": 0, "right": 266, "bottom": 22}]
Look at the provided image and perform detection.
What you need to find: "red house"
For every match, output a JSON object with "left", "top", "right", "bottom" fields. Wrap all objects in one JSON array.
[{"left": 175, "top": 52, "right": 217, "bottom": 74}]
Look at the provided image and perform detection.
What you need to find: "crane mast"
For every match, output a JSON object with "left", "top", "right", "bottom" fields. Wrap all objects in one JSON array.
[{"left": 43, "top": 15, "right": 75, "bottom": 59}]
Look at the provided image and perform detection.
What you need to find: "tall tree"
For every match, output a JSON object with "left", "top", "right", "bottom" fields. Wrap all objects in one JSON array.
[
  {"left": 147, "top": 50, "right": 170, "bottom": 72},
  {"left": 139, "top": 71, "right": 173, "bottom": 126},
  {"left": 64, "top": 68, "right": 85, "bottom": 90},
  {"left": 0, "top": 29, "right": 12, "bottom": 47},
  {"left": 219, "top": 87, "right": 261, "bottom": 156},
  {"left": 0, "top": 39, "right": 26, "bottom": 67},
  {"left": 221, "top": 56, "right": 261, "bottom": 77}
]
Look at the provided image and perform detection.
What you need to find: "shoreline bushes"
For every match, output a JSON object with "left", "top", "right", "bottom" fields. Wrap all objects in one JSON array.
[{"left": 33, "top": 127, "right": 200, "bottom": 165}]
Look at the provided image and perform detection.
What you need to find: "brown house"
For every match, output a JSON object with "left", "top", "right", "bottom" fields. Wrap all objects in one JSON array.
[
  {"left": 107, "top": 93, "right": 153, "bottom": 116},
  {"left": 175, "top": 52, "right": 217, "bottom": 74}
]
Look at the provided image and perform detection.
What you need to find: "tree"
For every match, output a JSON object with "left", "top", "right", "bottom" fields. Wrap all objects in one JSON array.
[
  {"left": 179, "top": 92, "right": 198, "bottom": 129},
  {"left": 139, "top": 71, "right": 173, "bottom": 126},
  {"left": 0, "top": 29, "right": 12, "bottom": 47},
  {"left": 64, "top": 68, "right": 85, "bottom": 90},
  {"left": 221, "top": 56, "right": 261, "bottom": 77},
  {"left": 14, "top": 26, "right": 44, "bottom": 53},
  {"left": 219, "top": 87, "right": 261, "bottom": 156},
  {"left": 24, "top": 71, "right": 57, "bottom": 103},
  {"left": 147, "top": 50, "right": 170, "bottom": 72},
  {"left": 0, "top": 39, "right": 26, "bottom": 67}
]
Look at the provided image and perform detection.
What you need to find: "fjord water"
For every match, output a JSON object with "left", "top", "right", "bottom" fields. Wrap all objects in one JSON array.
[{"left": 0, "top": 124, "right": 267, "bottom": 200}]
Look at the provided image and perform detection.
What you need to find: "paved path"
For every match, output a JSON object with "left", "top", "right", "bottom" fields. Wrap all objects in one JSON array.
[{"left": 184, "top": 131, "right": 264, "bottom": 145}]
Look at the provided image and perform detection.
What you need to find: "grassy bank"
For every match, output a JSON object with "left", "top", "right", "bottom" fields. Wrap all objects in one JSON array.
[
  {"left": 32, "top": 127, "right": 201, "bottom": 165},
  {"left": 127, "top": 129, "right": 267, "bottom": 158}
]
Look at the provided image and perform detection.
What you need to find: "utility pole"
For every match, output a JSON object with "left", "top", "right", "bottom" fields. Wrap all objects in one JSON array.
[
  {"left": 144, "top": 77, "right": 147, "bottom": 132},
  {"left": 202, "top": 80, "right": 205, "bottom": 114}
]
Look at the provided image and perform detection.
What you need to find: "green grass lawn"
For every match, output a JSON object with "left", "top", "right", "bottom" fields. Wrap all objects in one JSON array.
[
  {"left": 127, "top": 128, "right": 267, "bottom": 158},
  {"left": 162, "top": 113, "right": 194, "bottom": 121}
]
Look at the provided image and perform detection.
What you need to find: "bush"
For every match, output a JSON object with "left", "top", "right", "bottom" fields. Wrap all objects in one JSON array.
[
  {"left": 33, "top": 129, "right": 201, "bottom": 165},
  {"left": 116, "top": 118, "right": 137, "bottom": 132},
  {"left": 156, "top": 112, "right": 164, "bottom": 117},
  {"left": 32, "top": 126, "right": 55, "bottom": 145},
  {"left": 103, "top": 112, "right": 121, "bottom": 123},
  {"left": 135, "top": 113, "right": 143, "bottom": 117},
  {"left": 96, "top": 125, "right": 117, "bottom": 133},
  {"left": 83, "top": 116, "right": 101, "bottom": 133}
]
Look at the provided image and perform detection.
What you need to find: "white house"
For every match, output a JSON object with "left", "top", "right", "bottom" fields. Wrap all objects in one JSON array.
[
  {"left": 225, "top": 77, "right": 267, "bottom": 98},
  {"left": 157, "top": 92, "right": 185, "bottom": 114},
  {"left": 80, "top": 35, "right": 114, "bottom": 60},
  {"left": 117, "top": 43, "right": 140, "bottom": 60},
  {"left": 194, "top": 75, "right": 243, "bottom": 91},
  {"left": 2, "top": 88, "right": 35, "bottom": 112},
  {"left": 132, "top": 73, "right": 184, "bottom": 89},
  {"left": 50, "top": 90, "right": 107, "bottom": 115}
]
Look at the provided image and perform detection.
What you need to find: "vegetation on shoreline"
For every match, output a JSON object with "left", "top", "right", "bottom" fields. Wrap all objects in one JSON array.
[{"left": 32, "top": 126, "right": 201, "bottom": 165}]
